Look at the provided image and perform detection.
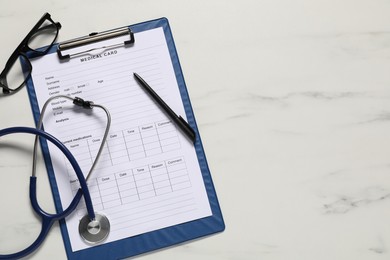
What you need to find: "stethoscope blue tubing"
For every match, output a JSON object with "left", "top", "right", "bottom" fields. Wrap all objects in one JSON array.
[{"left": 0, "top": 126, "right": 95, "bottom": 259}]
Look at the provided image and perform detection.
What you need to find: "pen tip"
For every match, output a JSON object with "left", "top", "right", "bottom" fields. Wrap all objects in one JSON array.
[{"left": 133, "top": 72, "right": 142, "bottom": 81}]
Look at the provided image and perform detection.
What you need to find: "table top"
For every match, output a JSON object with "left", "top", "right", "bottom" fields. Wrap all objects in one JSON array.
[{"left": 1, "top": 1, "right": 390, "bottom": 259}]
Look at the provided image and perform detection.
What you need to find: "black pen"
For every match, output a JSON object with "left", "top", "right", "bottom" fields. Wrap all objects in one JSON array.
[{"left": 133, "top": 73, "right": 196, "bottom": 143}]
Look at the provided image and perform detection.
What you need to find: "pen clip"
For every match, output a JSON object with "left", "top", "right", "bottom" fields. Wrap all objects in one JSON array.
[
  {"left": 178, "top": 116, "right": 196, "bottom": 143},
  {"left": 57, "top": 27, "right": 135, "bottom": 61}
]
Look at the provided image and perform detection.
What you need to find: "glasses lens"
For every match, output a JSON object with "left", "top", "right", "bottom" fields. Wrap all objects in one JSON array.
[
  {"left": 2, "top": 55, "right": 31, "bottom": 92},
  {"left": 27, "top": 20, "right": 58, "bottom": 53}
]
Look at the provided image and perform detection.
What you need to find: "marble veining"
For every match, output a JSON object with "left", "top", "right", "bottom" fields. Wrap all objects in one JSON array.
[{"left": 1, "top": 1, "right": 390, "bottom": 259}]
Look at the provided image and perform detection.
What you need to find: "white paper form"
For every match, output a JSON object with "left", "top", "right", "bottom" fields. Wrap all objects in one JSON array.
[{"left": 29, "top": 27, "right": 212, "bottom": 251}]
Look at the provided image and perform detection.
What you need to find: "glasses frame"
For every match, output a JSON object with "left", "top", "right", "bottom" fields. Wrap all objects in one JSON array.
[{"left": 0, "top": 12, "right": 61, "bottom": 94}]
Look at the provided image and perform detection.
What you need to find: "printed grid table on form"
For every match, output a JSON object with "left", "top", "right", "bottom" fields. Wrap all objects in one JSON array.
[
  {"left": 63, "top": 119, "right": 191, "bottom": 215},
  {"left": 71, "top": 156, "right": 191, "bottom": 216}
]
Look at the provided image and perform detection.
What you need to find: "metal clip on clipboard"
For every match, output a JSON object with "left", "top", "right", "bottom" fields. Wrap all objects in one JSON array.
[{"left": 57, "top": 27, "right": 135, "bottom": 60}]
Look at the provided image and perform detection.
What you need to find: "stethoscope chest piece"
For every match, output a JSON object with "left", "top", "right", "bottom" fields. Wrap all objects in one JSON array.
[{"left": 79, "top": 213, "right": 110, "bottom": 244}]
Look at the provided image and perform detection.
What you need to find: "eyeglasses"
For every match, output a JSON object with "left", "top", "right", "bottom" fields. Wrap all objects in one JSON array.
[{"left": 0, "top": 13, "right": 61, "bottom": 95}]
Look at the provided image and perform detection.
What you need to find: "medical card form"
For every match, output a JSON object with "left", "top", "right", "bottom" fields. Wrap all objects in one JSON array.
[{"left": 28, "top": 26, "right": 213, "bottom": 253}]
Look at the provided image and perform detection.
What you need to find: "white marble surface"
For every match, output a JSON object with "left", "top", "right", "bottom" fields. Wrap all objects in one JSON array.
[{"left": 1, "top": 0, "right": 390, "bottom": 259}]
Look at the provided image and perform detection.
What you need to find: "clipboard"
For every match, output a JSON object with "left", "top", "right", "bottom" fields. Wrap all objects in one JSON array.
[{"left": 25, "top": 17, "right": 225, "bottom": 259}]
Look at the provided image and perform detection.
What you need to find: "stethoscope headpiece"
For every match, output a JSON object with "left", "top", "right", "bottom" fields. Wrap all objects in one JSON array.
[{"left": 79, "top": 213, "right": 110, "bottom": 244}]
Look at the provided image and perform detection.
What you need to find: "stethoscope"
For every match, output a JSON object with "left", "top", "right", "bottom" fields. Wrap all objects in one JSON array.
[{"left": 0, "top": 95, "right": 111, "bottom": 259}]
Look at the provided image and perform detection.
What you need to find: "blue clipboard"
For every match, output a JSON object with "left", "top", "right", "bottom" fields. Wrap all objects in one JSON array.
[{"left": 25, "top": 17, "right": 225, "bottom": 259}]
